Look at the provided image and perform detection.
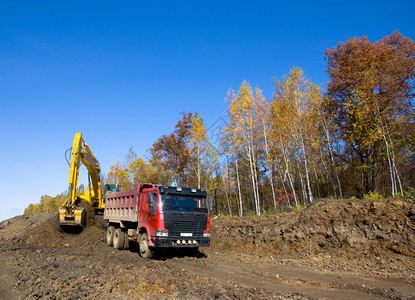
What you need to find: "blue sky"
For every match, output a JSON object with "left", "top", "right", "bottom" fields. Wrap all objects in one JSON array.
[{"left": 0, "top": 1, "right": 413, "bottom": 221}]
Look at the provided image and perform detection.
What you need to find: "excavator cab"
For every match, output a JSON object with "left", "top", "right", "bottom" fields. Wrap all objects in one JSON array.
[
  {"left": 103, "top": 184, "right": 120, "bottom": 204},
  {"left": 104, "top": 184, "right": 120, "bottom": 192}
]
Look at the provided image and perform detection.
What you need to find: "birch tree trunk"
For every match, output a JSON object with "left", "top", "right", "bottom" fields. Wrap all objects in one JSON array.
[
  {"left": 235, "top": 158, "right": 243, "bottom": 217},
  {"left": 321, "top": 115, "right": 343, "bottom": 199},
  {"left": 262, "top": 118, "right": 276, "bottom": 208},
  {"left": 280, "top": 137, "right": 298, "bottom": 206},
  {"left": 225, "top": 156, "right": 233, "bottom": 216},
  {"left": 379, "top": 115, "right": 404, "bottom": 197},
  {"left": 278, "top": 167, "right": 291, "bottom": 206},
  {"left": 299, "top": 130, "right": 314, "bottom": 203},
  {"left": 247, "top": 143, "right": 260, "bottom": 215}
]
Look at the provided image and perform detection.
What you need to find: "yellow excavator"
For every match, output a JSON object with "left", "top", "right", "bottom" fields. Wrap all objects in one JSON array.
[{"left": 59, "top": 132, "right": 118, "bottom": 227}]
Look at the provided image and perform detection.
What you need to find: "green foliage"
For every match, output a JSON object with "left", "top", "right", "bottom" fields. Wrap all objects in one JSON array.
[
  {"left": 363, "top": 192, "right": 383, "bottom": 200},
  {"left": 403, "top": 187, "right": 415, "bottom": 199},
  {"left": 289, "top": 204, "right": 305, "bottom": 211},
  {"left": 211, "top": 210, "right": 235, "bottom": 219},
  {"left": 261, "top": 207, "right": 279, "bottom": 215}
]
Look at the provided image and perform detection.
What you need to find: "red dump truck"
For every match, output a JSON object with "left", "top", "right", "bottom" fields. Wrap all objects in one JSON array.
[{"left": 103, "top": 183, "right": 211, "bottom": 258}]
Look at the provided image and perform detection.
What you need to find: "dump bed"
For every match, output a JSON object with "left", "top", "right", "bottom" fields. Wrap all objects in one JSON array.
[{"left": 104, "top": 184, "right": 154, "bottom": 223}]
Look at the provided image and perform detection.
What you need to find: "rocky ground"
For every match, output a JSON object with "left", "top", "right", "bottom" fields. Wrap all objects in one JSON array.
[{"left": 0, "top": 198, "right": 414, "bottom": 299}]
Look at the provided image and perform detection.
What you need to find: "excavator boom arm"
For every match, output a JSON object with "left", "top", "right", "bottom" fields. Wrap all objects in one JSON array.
[
  {"left": 67, "top": 133, "right": 103, "bottom": 207},
  {"left": 60, "top": 133, "right": 103, "bottom": 227}
]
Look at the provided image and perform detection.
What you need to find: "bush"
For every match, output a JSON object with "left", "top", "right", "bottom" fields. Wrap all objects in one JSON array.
[
  {"left": 289, "top": 204, "right": 305, "bottom": 211},
  {"left": 363, "top": 191, "right": 383, "bottom": 200},
  {"left": 404, "top": 187, "right": 415, "bottom": 199}
]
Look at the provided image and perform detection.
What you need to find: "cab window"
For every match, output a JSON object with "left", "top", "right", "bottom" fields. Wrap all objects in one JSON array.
[{"left": 148, "top": 192, "right": 157, "bottom": 214}]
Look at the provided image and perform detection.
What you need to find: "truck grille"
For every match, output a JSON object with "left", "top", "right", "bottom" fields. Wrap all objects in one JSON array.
[
  {"left": 171, "top": 220, "right": 199, "bottom": 232},
  {"left": 163, "top": 212, "right": 208, "bottom": 237}
]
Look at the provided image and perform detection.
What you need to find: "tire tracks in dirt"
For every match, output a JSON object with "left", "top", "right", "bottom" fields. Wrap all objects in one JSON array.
[{"left": 166, "top": 256, "right": 415, "bottom": 299}]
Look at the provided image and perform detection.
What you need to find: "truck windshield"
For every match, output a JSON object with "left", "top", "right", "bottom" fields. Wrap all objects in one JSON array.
[{"left": 160, "top": 194, "right": 208, "bottom": 212}]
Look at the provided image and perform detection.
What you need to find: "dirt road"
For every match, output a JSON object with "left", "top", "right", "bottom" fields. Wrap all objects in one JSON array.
[
  {"left": 0, "top": 198, "right": 414, "bottom": 299},
  {"left": 175, "top": 253, "right": 415, "bottom": 299}
]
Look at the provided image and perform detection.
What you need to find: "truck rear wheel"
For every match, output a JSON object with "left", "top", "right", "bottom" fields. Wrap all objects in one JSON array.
[
  {"left": 139, "top": 233, "right": 154, "bottom": 259},
  {"left": 123, "top": 231, "right": 130, "bottom": 250},
  {"left": 113, "top": 228, "right": 125, "bottom": 250},
  {"left": 107, "top": 226, "right": 115, "bottom": 246}
]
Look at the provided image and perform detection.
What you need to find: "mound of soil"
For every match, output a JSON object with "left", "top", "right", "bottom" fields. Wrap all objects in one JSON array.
[
  {"left": 76, "top": 199, "right": 97, "bottom": 227},
  {"left": 210, "top": 198, "right": 415, "bottom": 259}
]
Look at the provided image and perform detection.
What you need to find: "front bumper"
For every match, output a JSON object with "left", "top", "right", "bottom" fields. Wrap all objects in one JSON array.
[{"left": 153, "top": 237, "right": 210, "bottom": 248}]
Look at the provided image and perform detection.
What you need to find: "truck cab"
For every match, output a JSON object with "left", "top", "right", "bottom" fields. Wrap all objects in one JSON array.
[
  {"left": 104, "top": 184, "right": 210, "bottom": 258},
  {"left": 145, "top": 186, "right": 210, "bottom": 247}
]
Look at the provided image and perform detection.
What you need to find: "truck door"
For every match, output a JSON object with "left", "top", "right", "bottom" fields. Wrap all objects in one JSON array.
[{"left": 142, "top": 189, "right": 158, "bottom": 238}]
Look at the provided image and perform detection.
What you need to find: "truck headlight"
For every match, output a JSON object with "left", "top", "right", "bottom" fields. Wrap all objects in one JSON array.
[
  {"left": 156, "top": 230, "right": 168, "bottom": 237},
  {"left": 203, "top": 231, "right": 210, "bottom": 238}
]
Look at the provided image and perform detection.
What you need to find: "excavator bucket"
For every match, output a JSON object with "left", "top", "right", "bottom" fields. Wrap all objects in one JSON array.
[{"left": 58, "top": 205, "right": 86, "bottom": 227}]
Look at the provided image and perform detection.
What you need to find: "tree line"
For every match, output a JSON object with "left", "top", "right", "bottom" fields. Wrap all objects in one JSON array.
[
  {"left": 25, "top": 31, "right": 415, "bottom": 216},
  {"left": 25, "top": 193, "right": 67, "bottom": 214},
  {"left": 106, "top": 31, "right": 415, "bottom": 216}
]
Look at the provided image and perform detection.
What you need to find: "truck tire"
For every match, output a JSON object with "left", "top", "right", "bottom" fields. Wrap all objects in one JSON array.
[
  {"left": 107, "top": 226, "right": 115, "bottom": 246},
  {"left": 123, "top": 231, "right": 130, "bottom": 250},
  {"left": 113, "top": 228, "right": 125, "bottom": 250},
  {"left": 139, "top": 233, "right": 154, "bottom": 259}
]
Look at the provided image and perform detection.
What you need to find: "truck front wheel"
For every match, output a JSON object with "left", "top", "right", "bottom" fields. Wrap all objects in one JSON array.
[
  {"left": 139, "top": 233, "right": 154, "bottom": 259},
  {"left": 107, "top": 226, "right": 115, "bottom": 246},
  {"left": 113, "top": 228, "right": 125, "bottom": 250}
]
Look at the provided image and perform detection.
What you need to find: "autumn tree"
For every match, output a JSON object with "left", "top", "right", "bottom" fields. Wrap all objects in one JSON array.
[
  {"left": 220, "top": 94, "right": 244, "bottom": 216},
  {"left": 107, "top": 112, "right": 218, "bottom": 197},
  {"left": 107, "top": 160, "right": 131, "bottom": 190},
  {"left": 106, "top": 146, "right": 167, "bottom": 188},
  {"left": 317, "top": 96, "right": 343, "bottom": 199},
  {"left": 151, "top": 112, "right": 193, "bottom": 186},
  {"left": 271, "top": 67, "right": 324, "bottom": 204},
  {"left": 256, "top": 89, "right": 277, "bottom": 208},
  {"left": 24, "top": 193, "right": 67, "bottom": 213},
  {"left": 189, "top": 113, "right": 215, "bottom": 189},
  {"left": 224, "top": 81, "right": 265, "bottom": 216},
  {"left": 325, "top": 31, "right": 415, "bottom": 196}
]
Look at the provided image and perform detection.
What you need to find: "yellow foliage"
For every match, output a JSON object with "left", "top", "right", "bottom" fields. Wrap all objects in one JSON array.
[
  {"left": 107, "top": 161, "right": 131, "bottom": 190},
  {"left": 24, "top": 193, "right": 67, "bottom": 213}
]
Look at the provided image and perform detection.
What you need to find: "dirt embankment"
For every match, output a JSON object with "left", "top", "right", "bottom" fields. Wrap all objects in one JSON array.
[
  {"left": 0, "top": 198, "right": 414, "bottom": 299},
  {"left": 211, "top": 198, "right": 415, "bottom": 259}
]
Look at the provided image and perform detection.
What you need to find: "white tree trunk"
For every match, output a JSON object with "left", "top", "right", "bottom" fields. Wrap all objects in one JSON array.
[
  {"left": 225, "top": 157, "right": 232, "bottom": 216},
  {"left": 299, "top": 132, "right": 314, "bottom": 203},
  {"left": 280, "top": 136, "right": 298, "bottom": 206},
  {"left": 321, "top": 116, "right": 343, "bottom": 199},
  {"left": 278, "top": 168, "right": 290, "bottom": 206},
  {"left": 235, "top": 158, "right": 243, "bottom": 217},
  {"left": 262, "top": 120, "right": 276, "bottom": 208},
  {"left": 247, "top": 144, "right": 260, "bottom": 216}
]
